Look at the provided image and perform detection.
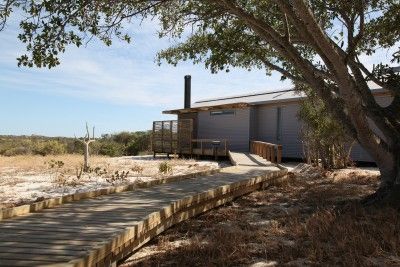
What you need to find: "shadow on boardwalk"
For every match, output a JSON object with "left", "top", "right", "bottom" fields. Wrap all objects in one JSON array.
[{"left": 0, "top": 158, "right": 285, "bottom": 266}]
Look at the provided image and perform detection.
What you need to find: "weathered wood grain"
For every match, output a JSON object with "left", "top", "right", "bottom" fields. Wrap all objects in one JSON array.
[
  {"left": 0, "top": 159, "right": 287, "bottom": 266},
  {"left": 0, "top": 169, "right": 220, "bottom": 221}
]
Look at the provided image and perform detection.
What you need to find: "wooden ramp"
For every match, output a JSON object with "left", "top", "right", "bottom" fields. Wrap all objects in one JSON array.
[
  {"left": 0, "top": 160, "right": 287, "bottom": 266},
  {"left": 229, "top": 151, "right": 275, "bottom": 167}
]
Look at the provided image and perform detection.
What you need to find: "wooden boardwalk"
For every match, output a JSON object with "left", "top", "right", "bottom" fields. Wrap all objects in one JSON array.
[
  {"left": 0, "top": 156, "right": 286, "bottom": 267},
  {"left": 229, "top": 151, "right": 273, "bottom": 167}
]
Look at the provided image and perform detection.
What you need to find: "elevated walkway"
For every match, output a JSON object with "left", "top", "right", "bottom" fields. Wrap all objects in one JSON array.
[
  {"left": 0, "top": 153, "right": 287, "bottom": 266},
  {"left": 229, "top": 151, "right": 275, "bottom": 167}
]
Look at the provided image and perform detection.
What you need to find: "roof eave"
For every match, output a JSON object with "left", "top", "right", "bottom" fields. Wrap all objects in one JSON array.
[
  {"left": 162, "top": 88, "right": 392, "bottom": 115},
  {"left": 162, "top": 102, "right": 251, "bottom": 114}
]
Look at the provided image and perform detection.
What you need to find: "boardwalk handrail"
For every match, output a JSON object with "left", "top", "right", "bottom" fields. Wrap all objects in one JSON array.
[{"left": 250, "top": 141, "right": 282, "bottom": 164}]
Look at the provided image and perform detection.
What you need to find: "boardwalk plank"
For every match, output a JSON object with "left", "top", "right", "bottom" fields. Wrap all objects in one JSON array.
[
  {"left": 0, "top": 242, "right": 91, "bottom": 251},
  {"left": 0, "top": 259, "right": 65, "bottom": 266},
  {"left": 0, "top": 238, "right": 98, "bottom": 246},
  {"left": 0, "top": 234, "right": 108, "bottom": 243},
  {"left": 0, "top": 221, "right": 131, "bottom": 229},
  {"left": 0, "top": 161, "right": 286, "bottom": 267},
  {"left": 0, "top": 225, "right": 125, "bottom": 233},
  {"left": 0, "top": 247, "right": 83, "bottom": 256}
]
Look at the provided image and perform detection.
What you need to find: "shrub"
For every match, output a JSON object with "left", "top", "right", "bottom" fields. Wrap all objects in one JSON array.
[
  {"left": 296, "top": 84, "right": 354, "bottom": 169},
  {"left": 3, "top": 146, "right": 31, "bottom": 156},
  {"left": 113, "top": 131, "right": 136, "bottom": 146},
  {"left": 159, "top": 161, "right": 173, "bottom": 174},
  {"left": 46, "top": 159, "right": 65, "bottom": 169},
  {"left": 0, "top": 130, "right": 152, "bottom": 157},
  {"left": 98, "top": 142, "right": 124, "bottom": 157},
  {"left": 126, "top": 141, "right": 139, "bottom": 156},
  {"left": 131, "top": 164, "right": 144, "bottom": 176},
  {"left": 33, "top": 140, "right": 66, "bottom": 156},
  {"left": 106, "top": 170, "right": 130, "bottom": 184}
]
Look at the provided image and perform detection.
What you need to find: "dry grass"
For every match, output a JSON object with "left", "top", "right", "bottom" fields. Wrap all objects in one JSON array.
[
  {"left": 0, "top": 154, "right": 109, "bottom": 173},
  {"left": 0, "top": 155, "right": 215, "bottom": 177},
  {"left": 330, "top": 169, "right": 380, "bottom": 185},
  {"left": 121, "top": 168, "right": 400, "bottom": 267}
]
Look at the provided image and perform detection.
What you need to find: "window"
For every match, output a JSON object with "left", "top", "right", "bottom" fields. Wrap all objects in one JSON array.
[
  {"left": 276, "top": 107, "right": 282, "bottom": 141},
  {"left": 210, "top": 110, "right": 235, "bottom": 116}
]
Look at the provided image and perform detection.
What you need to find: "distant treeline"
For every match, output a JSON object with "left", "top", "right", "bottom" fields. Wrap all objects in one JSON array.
[{"left": 0, "top": 131, "right": 152, "bottom": 157}]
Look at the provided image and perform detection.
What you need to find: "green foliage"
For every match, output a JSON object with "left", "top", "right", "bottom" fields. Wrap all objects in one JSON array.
[
  {"left": 0, "top": 131, "right": 151, "bottom": 157},
  {"left": 1, "top": 0, "right": 398, "bottom": 72},
  {"left": 2, "top": 146, "right": 31, "bottom": 156},
  {"left": 33, "top": 140, "right": 67, "bottom": 156},
  {"left": 297, "top": 85, "right": 354, "bottom": 169},
  {"left": 98, "top": 141, "right": 124, "bottom": 157},
  {"left": 125, "top": 132, "right": 151, "bottom": 156},
  {"left": 159, "top": 161, "right": 173, "bottom": 174},
  {"left": 97, "top": 131, "right": 151, "bottom": 156}
]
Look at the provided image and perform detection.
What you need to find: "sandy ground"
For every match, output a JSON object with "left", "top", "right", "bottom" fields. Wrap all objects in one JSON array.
[
  {"left": 120, "top": 165, "right": 400, "bottom": 267},
  {"left": 0, "top": 155, "right": 228, "bottom": 209}
]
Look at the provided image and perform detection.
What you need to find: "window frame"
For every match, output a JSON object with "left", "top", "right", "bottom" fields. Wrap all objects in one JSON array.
[{"left": 210, "top": 110, "right": 235, "bottom": 116}]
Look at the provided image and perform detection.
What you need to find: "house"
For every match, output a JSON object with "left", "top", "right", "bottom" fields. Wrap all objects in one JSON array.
[{"left": 153, "top": 75, "right": 393, "bottom": 162}]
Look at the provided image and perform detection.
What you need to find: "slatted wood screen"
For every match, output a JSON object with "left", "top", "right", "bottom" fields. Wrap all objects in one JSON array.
[
  {"left": 152, "top": 119, "right": 193, "bottom": 154},
  {"left": 178, "top": 119, "right": 193, "bottom": 154}
]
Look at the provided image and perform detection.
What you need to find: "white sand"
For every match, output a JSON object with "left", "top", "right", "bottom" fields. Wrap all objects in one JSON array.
[{"left": 0, "top": 155, "right": 227, "bottom": 209}]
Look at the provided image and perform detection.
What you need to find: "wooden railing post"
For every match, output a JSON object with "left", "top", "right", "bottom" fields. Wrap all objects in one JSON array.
[
  {"left": 262, "top": 144, "right": 266, "bottom": 159},
  {"left": 270, "top": 145, "right": 276, "bottom": 163},
  {"left": 190, "top": 138, "right": 193, "bottom": 156},
  {"left": 224, "top": 140, "right": 227, "bottom": 156},
  {"left": 277, "top": 145, "right": 282, "bottom": 164},
  {"left": 161, "top": 121, "right": 164, "bottom": 153},
  {"left": 170, "top": 120, "right": 173, "bottom": 153},
  {"left": 152, "top": 121, "right": 155, "bottom": 153},
  {"left": 250, "top": 141, "right": 282, "bottom": 164}
]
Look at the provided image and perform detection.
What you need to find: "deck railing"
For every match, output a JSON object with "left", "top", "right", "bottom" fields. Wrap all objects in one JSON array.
[
  {"left": 250, "top": 141, "right": 282, "bottom": 164},
  {"left": 192, "top": 139, "right": 228, "bottom": 157}
]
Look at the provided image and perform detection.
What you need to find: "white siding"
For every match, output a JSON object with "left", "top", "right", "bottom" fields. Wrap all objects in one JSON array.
[{"left": 197, "top": 108, "right": 250, "bottom": 151}]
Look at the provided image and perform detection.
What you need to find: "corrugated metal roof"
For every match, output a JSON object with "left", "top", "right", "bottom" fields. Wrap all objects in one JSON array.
[
  {"left": 192, "top": 81, "right": 384, "bottom": 108},
  {"left": 192, "top": 89, "right": 304, "bottom": 107}
]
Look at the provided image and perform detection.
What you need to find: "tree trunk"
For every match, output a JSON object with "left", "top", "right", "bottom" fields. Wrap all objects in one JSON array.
[
  {"left": 363, "top": 149, "right": 400, "bottom": 206},
  {"left": 84, "top": 142, "right": 90, "bottom": 172}
]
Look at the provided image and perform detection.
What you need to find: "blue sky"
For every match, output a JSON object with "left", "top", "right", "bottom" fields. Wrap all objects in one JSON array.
[
  {"left": 0, "top": 17, "right": 293, "bottom": 137},
  {"left": 0, "top": 16, "right": 396, "bottom": 137}
]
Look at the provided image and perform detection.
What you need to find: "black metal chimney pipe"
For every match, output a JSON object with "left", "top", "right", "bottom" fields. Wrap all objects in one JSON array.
[{"left": 184, "top": 75, "right": 191, "bottom": 109}]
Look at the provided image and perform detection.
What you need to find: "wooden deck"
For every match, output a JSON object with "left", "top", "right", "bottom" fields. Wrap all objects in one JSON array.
[{"left": 0, "top": 155, "right": 287, "bottom": 266}]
